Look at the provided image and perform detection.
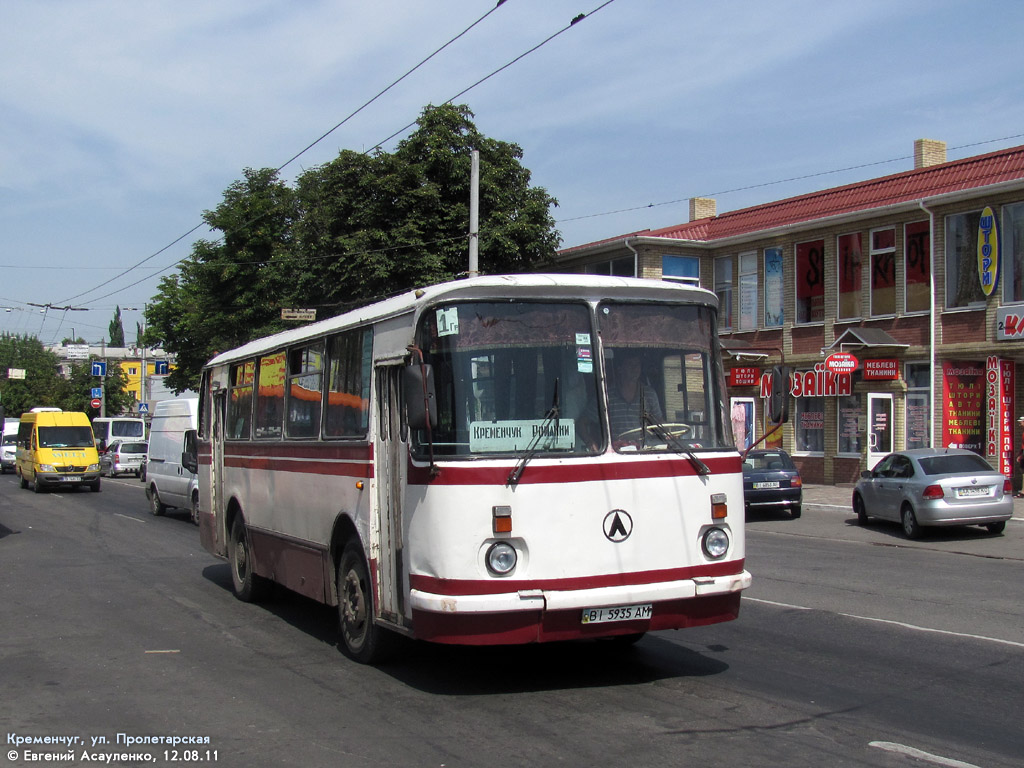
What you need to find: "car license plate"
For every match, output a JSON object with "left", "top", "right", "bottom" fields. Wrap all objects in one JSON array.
[
  {"left": 62, "top": 476, "right": 81, "bottom": 482},
  {"left": 581, "top": 603, "right": 652, "bottom": 624},
  {"left": 955, "top": 486, "right": 989, "bottom": 498},
  {"left": 753, "top": 481, "right": 780, "bottom": 489}
]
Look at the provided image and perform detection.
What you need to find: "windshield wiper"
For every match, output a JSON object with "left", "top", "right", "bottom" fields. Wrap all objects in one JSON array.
[
  {"left": 641, "top": 412, "right": 710, "bottom": 475},
  {"left": 506, "top": 379, "right": 560, "bottom": 488}
]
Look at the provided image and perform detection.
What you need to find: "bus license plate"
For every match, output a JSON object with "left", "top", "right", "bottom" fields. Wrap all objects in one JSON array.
[
  {"left": 62, "top": 476, "right": 81, "bottom": 482},
  {"left": 581, "top": 603, "right": 652, "bottom": 624}
]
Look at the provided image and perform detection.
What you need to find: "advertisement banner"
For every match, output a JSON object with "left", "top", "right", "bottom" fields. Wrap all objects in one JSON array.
[{"left": 942, "top": 361, "right": 984, "bottom": 452}]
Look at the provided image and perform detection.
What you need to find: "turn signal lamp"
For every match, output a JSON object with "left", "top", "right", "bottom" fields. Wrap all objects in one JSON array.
[
  {"left": 710, "top": 493, "right": 728, "bottom": 520},
  {"left": 492, "top": 505, "right": 513, "bottom": 534},
  {"left": 791, "top": 476, "right": 803, "bottom": 488}
]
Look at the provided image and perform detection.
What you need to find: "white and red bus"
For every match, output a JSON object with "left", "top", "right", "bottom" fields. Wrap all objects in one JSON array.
[{"left": 197, "top": 275, "right": 758, "bottom": 662}]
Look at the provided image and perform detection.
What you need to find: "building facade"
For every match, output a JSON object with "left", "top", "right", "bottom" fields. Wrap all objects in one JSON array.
[{"left": 554, "top": 140, "right": 1024, "bottom": 485}]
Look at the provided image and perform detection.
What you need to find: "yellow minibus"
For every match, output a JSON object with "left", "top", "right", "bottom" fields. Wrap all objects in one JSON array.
[{"left": 16, "top": 410, "right": 102, "bottom": 492}]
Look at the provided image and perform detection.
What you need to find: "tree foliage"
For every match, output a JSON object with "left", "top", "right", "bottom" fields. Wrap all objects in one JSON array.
[
  {"left": 147, "top": 104, "right": 560, "bottom": 393},
  {"left": 108, "top": 306, "right": 125, "bottom": 347}
]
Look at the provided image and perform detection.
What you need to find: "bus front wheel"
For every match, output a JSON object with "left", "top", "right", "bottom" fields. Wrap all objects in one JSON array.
[
  {"left": 337, "top": 541, "right": 391, "bottom": 664},
  {"left": 229, "top": 517, "right": 269, "bottom": 602}
]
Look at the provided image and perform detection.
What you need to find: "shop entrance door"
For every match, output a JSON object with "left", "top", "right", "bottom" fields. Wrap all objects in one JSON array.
[{"left": 867, "top": 393, "right": 894, "bottom": 469}]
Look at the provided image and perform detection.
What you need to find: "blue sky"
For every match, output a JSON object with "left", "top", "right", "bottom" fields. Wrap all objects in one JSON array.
[{"left": 2, "top": 0, "right": 1024, "bottom": 343}]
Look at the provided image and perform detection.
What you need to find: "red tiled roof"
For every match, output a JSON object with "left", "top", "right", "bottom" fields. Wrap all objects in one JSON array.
[{"left": 564, "top": 144, "right": 1024, "bottom": 252}]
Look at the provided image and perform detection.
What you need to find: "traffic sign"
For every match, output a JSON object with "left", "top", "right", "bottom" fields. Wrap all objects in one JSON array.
[
  {"left": 90, "top": 398, "right": 102, "bottom": 408},
  {"left": 139, "top": 403, "right": 149, "bottom": 413},
  {"left": 91, "top": 361, "right": 107, "bottom": 377},
  {"left": 91, "top": 387, "right": 102, "bottom": 398}
]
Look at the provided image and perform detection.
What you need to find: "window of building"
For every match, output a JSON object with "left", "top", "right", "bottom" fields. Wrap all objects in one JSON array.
[
  {"left": 714, "top": 256, "right": 733, "bottom": 331},
  {"left": 837, "top": 393, "right": 863, "bottom": 454},
  {"left": 738, "top": 251, "right": 757, "bottom": 330},
  {"left": 286, "top": 343, "right": 324, "bottom": 439},
  {"left": 795, "top": 239, "right": 825, "bottom": 324},
  {"left": 227, "top": 360, "right": 255, "bottom": 440},
  {"left": 325, "top": 328, "right": 373, "bottom": 438},
  {"left": 904, "top": 220, "right": 931, "bottom": 314},
  {"left": 764, "top": 247, "right": 784, "bottom": 327},
  {"left": 662, "top": 254, "right": 700, "bottom": 286},
  {"left": 1002, "top": 202, "right": 1024, "bottom": 304},
  {"left": 837, "top": 232, "right": 862, "bottom": 319},
  {"left": 905, "top": 362, "right": 931, "bottom": 449},
  {"left": 870, "top": 228, "right": 896, "bottom": 316},
  {"left": 794, "top": 396, "right": 824, "bottom": 453},
  {"left": 585, "top": 256, "right": 635, "bottom": 277},
  {"left": 255, "top": 352, "right": 285, "bottom": 440},
  {"left": 945, "top": 211, "right": 987, "bottom": 308},
  {"left": 127, "top": 366, "right": 138, "bottom": 376}
]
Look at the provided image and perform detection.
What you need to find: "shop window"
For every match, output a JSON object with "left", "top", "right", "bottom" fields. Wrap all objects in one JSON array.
[
  {"left": 870, "top": 228, "right": 896, "bottom": 316},
  {"left": 837, "top": 394, "right": 863, "bottom": 454},
  {"left": 794, "top": 396, "right": 824, "bottom": 453},
  {"left": 945, "top": 211, "right": 987, "bottom": 308},
  {"left": 904, "top": 220, "right": 931, "bottom": 314},
  {"left": 837, "top": 233, "right": 862, "bottom": 319},
  {"left": 795, "top": 240, "right": 825, "bottom": 324},
  {"left": 662, "top": 254, "right": 700, "bottom": 286},
  {"left": 764, "top": 247, "right": 784, "bottom": 327},
  {"left": 738, "top": 251, "right": 757, "bottom": 330},
  {"left": 1002, "top": 202, "right": 1024, "bottom": 304},
  {"left": 905, "top": 362, "right": 931, "bottom": 449},
  {"left": 714, "top": 256, "right": 733, "bottom": 331}
]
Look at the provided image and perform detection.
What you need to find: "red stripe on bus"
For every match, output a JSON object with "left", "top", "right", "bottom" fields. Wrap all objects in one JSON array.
[
  {"left": 409, "top": 559, "right": 745, "bottom": 597},
  {"left": 407, "top": 454, "right": 742, "bottom": 485}
]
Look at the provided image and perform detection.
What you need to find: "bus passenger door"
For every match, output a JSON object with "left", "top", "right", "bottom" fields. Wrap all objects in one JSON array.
[
  {"left": 373, "top": 365, "right": 406, "bottom": 623},
  {"left": 210, "top": 390, "right": 228, "bottom": 556}
]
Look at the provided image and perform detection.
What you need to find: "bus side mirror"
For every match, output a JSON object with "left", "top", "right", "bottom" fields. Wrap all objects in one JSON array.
[
  {"left": 181, "top": 429, "right": 199, "bottom": 475},
  {"left": 767, "top": 365, "right": 790, "bottom": 424},
  {"left": 403, "top": 363, "right": 437, "bottom": 430}
]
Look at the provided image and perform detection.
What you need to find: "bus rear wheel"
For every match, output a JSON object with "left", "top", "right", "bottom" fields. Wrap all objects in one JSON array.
[{"left": 337, "top": 541, "right": 392, "bottom": 664}]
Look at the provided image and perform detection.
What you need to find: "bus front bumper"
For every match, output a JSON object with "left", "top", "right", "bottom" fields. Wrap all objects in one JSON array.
[{"left": 409, "top": 569, "right": 752, "bottom": 645}]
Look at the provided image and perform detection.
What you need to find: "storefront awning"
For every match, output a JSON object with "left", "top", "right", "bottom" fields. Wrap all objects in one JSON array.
[
  {"left": 824, "top": 328, "right": 909, "bottom": 351},
  {"left": 720, "top": 338, "right": 771, "bottom": 360}
]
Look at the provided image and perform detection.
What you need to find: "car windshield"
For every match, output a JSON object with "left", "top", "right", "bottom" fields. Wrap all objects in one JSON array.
[
  {"left": 745, "top": 452, "right": 793, "bottom": 471},
  {"left": 111, "top": 421, "right": 145, "bottom": 438},
  {"left": 38, "top": 426, "right": 95, "bottom": 448},
  {"left": 918, "top": 453, "right": 993, "bottom": 475},
  {"left": 2, "top": 434, "right": 15, "bottom": 446}
]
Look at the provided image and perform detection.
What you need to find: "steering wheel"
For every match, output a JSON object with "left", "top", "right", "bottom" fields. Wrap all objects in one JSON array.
[{"left": 616, "top": 423, "right": 692, "bottom": 444}]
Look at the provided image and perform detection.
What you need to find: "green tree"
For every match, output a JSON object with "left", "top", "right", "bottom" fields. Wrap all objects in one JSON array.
[
  {"left": 108, "top": 306, "right": 125, "bottom": 347},
  {"left": 146, "top": 103, "right": 560, "bottom": 392}
]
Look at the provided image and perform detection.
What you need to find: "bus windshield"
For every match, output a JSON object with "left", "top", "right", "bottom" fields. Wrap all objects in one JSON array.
[
  {"left": 600, "top": 301, "right": 730, "bottom": 453},
  {"left": 413, "top": 298, "right": 731, "bottom": 458},
  {"left": 415, "top": 301, "right": 601, "bottom": 458}
]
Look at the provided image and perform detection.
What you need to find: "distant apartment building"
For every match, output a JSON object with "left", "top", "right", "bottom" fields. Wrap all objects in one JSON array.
[{"left": 554, "top": 139, "right": 1024, "bottom": 484}]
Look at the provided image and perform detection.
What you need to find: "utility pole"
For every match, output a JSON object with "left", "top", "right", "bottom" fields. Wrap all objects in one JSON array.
[{"left": 468, "top": 149, "right": 479, "bottom": 278}]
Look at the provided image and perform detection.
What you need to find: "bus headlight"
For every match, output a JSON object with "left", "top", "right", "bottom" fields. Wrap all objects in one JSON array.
[
  {"left": 39, "top": 464, "right": 56, "bottom": 473},
  {"left": 701, "top": 527, "right": 730, "bottom": 559},
  {"left": 486, "top": 542, "right": 518, "bottom": 575}
]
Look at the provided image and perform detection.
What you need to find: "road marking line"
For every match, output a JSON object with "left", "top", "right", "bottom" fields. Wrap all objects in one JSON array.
[
  {"left": 869, "top": 741, "right": 981, "bottom": 768},
  {"left": 113, "top": 513, "right": 145, "bottom": 523},
  {"left": 144, "top": 650, "right": 181, "bottom": 654},
  {"left": 744, "top": 597, "right": 1024, "bottom": 648}
]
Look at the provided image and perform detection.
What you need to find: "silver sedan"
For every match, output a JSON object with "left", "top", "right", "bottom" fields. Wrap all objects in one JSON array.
[{"left": 852, "top": 448, "right": 1013, "bottom": 538}]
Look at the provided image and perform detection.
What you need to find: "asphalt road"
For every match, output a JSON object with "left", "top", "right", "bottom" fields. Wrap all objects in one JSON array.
[{"left": 1, "top": 474, "right": 1022, "bottom": 768}]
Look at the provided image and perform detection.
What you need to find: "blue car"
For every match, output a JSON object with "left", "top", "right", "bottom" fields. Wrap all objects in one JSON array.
[{"left": 742, "top": 449, "right": 803, "bottom": 519}]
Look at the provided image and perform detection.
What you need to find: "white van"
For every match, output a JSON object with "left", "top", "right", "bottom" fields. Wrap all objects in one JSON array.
[
  {"left": 2, "top": 418, "right": 19, "bottom": 474},
  {"left": 145, "top": 397, "right": 199, "bottom": 523}
]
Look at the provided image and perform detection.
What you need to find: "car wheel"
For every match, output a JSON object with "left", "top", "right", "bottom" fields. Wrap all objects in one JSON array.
[
  {"left": 190, "top": 492, "right": 200, "bottom": 526},
  {"left": 337, "top": 541, "right": 395, "bottom": 664},
  {"left": 33, "top": 479, "right": 45, "bottom": 493},
  {"left": 853, "top": 494, "right": 869, "bottom": 525},
  {"left": 901, "top": 505, "right": 922, "bottom": 539},
  {"left": 229, "top": 516, "right": 269, "bottom": 602},
  {"left": 148, "top": 486, "right": 167, "bottom": 516},
  {"left": 19, "top": 471, "right": 28, "bottom": 490},
  {"left": 985, "top": 521, "right": 1006, "bottom": 535},
  {"left": 790, "top": 504, "right": 802, "bottom": 519},
  {"left": 90, "top": 480, "right": 101, "bottom": 492}
]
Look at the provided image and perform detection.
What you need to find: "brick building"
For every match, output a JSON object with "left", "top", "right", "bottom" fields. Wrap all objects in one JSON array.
[{"left": 554, "top": 140, "right": 1024, "bottom": 485}]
